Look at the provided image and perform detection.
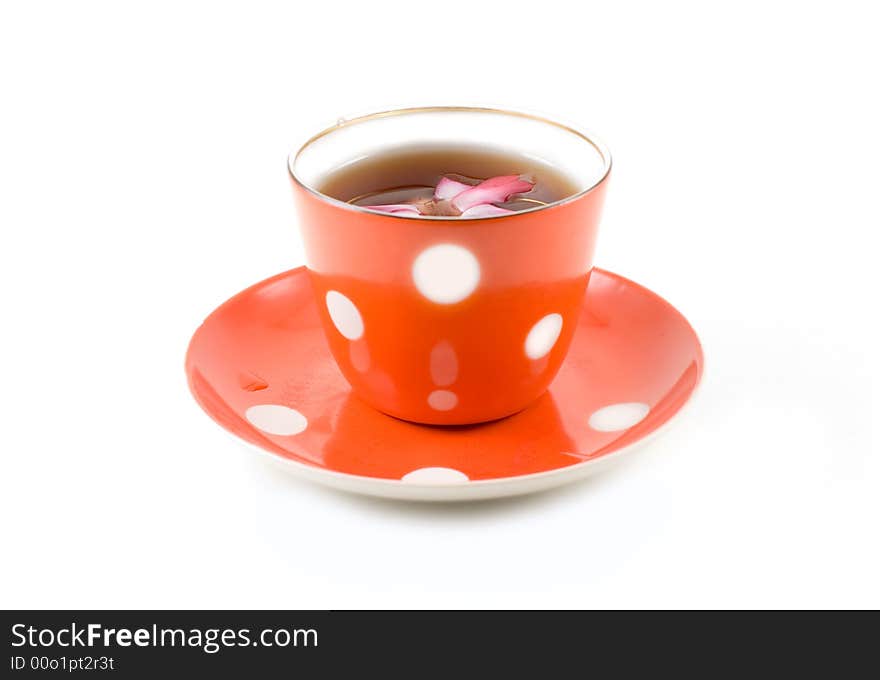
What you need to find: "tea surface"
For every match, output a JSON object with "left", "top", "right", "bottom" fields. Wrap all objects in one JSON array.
[{"left": 316, "top": 145, "right": 579, "bottom": 216}]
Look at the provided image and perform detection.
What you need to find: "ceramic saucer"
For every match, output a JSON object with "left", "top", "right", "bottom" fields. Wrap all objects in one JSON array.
[{"left": 186, "top": 267, "right": 703, "bottom": 501}]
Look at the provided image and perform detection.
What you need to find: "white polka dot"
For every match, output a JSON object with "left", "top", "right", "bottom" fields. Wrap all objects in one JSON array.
[
  {"left": 325, "top": 291, "right": 364, "bottom": 340},
  {"left": 430, "top": 340, "right": 458, "bottom": 386},
  {"left": 402, "top": 467, "right": 469, "bottom": 484},
  {"left": 412, "top": 244, "right": 480, "bottom": 304},
  {"left": 245, "top": 404, "right": 308, "bottom": 435},
  {"left": 588, "top": 402, "right": 650, "bottom": 432},
  {"left": 525, "top": 313, "right": 563, "bottom": 359},
  {"left": 427, "top": 389, "right": 458, "bottom": 411}
]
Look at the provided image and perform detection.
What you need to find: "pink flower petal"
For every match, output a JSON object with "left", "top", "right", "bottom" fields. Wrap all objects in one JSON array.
[
  {"left": 363, "top": 203, "right": 422, "bottom": 215},
  {"left": 459, "top": 204, "right": 515, "bottom": 218},
  {"left": 434, "top": 177, "right": 472, "bottom": 200},
  {"left": 452, "top": 175, "right": 534, "bottom": 211}
]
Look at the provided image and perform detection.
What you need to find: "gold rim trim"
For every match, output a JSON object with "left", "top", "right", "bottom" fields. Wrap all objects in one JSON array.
[{"left": 287, "top": 106, "right": 612, "bottom": 222}]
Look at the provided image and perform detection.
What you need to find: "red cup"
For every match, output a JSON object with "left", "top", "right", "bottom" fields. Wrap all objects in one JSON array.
[{"left": 289, "top": 107, "right": 610, "bottom": 424}]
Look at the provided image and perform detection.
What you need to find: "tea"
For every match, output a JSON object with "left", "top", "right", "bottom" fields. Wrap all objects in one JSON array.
[{"left": 316, "top": 145, "right": 580, "bottom": 218}]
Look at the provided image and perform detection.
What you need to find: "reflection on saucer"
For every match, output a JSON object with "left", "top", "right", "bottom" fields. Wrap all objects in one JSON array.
[{"left": 321, "top": 391, "right": 579, "bottom": 480}]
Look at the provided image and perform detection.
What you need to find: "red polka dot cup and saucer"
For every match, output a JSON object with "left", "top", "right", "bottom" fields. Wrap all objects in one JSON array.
[{"left": 186, "top": 107, "right": 704, "bottom": 501}]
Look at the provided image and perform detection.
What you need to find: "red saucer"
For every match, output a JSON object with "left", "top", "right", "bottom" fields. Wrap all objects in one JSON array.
[{"left": 186, "top": 267, "right": 703, "bottom": 501}]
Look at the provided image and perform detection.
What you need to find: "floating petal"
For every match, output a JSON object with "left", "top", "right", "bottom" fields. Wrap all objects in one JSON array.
[
  {"left": 452, "top": 175, "right": 534, "bottom": 211},
  {"left": 459, "top": 204, "right": 515, "bottom": 218},
  {"left": 434, "top": 177, "right": 471, "bottom": 200}
]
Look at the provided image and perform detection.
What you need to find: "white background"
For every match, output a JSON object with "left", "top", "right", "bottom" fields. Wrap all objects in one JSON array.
[{"left": 1, "top": 1, "right": 877, "bottom": 609}]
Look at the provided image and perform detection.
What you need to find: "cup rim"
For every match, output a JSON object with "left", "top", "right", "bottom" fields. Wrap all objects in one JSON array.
[{"left": 287, "top": 106, "right": 612, "bottom": 222}]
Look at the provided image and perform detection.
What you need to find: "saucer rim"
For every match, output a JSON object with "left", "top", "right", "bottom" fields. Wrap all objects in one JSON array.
[
  {"left": 188, "top": 266, "right": 704, "bottom": 501},
  {"left": 242, "top": 383, "right": 701, "bottom": 501}
]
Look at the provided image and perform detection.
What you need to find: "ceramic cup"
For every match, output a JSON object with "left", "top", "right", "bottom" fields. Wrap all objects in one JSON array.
[{"left": 288, "top": 107, "right": 611, "bottom": 425}]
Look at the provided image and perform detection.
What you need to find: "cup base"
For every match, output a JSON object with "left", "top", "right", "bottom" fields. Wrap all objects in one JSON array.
[{"left": 361, "top": 398, "right": 533, "bottom": 427}]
